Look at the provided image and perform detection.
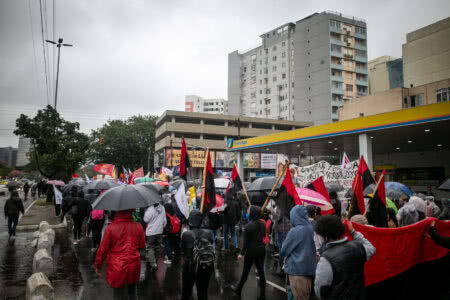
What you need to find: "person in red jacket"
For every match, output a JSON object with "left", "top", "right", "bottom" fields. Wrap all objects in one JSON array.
[{"left": 95, "top": 210, "right": 146, "bottom": 300}]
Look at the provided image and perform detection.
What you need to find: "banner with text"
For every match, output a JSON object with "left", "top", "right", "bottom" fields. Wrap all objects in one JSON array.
[
  {"left": 261, "top": 154, "right": 277, "bottom": 169},
  {"left": 294, "top": 160, "right": 358, "bottom": 189},
  {"left": 166, "top": 149, "right": 215, "bottom": 168}
]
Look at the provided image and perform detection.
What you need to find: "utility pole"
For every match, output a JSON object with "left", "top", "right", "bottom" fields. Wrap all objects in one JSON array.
[{"left": 46, "top": 38, "right": 73, "bottom": 110}]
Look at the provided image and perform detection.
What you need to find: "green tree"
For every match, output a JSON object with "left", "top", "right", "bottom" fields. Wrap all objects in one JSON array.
[
  {"left": 14, "top": 105, "right": 90, "bottom": 182},
  {"left": 89, "top": 115, "right": 158, "bottom": 173}
]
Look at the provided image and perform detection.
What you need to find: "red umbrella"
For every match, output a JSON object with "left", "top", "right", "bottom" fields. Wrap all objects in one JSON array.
[
  {"left": 48, "top": 180, "right": 65, "bottom": 186},
  {"left": 296, "top": 188, "right": 333, "bottom": 210},
  {"left": 154, "top": 181, "right": 169, "bottom": 186}
]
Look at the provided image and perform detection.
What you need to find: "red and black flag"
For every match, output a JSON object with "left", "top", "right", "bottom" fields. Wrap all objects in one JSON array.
[
  {"left": 179, "top": 137, "right": 191, "bottom": 180},
  {"left": 201, "top": 150, "right": 216, "bottom": 214},
  {"left": 225, "top": 163, "right": 243, "bottom": 198},
  {"left": 367, "top": 170, "right": 388, "bottom": 227},
  {"left": 306, "top": 176, "right": 335, "bottom": 215},
  {"left": 276, "top": 166, "right": 301, "bottom": 218},
  {"left": 350, "top": 156, "right": 375, "bottom": 217}
]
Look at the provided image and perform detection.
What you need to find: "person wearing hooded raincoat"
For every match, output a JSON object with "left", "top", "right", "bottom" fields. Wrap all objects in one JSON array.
[
  {"left": 396, "top": 195, "right": 419, "bottom": 227},
  {"left": 281, "top": 206, "right": 317, "bottom": 300},
  {"left": 231, "top": 205, "right": 266, "bottom": 300},
  {"left": 94, "top": 210, "right": 145, "bottom": 300}
]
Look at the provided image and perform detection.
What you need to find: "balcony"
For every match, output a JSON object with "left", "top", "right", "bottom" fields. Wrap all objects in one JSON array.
[
  {"left": 356, "top": 67, "right": 368, "bottom": 75},
  {"left": 331, "top": 86, "right": 344, "bottom": 95},
  {"left": 329, "top": 26, "right": 342, "bottom": 34},
  {"left": 331, "top": 99, "right": 343, "bottom": 107},
  {"left": 330, "top": 39, "right": 342, "bottom": 46},
  {"left": 354, "top": 43, "right": 367, "bottom": 51},
  {"left": 330, "top": 50, "right": 343, "bottom": 58},
  {"left": 355, "top": 55, "right": 368, "bottom": 63},
  {"left": 330, "top": 63, "right": 344, "bottom": 70},
  {"left": 343, "top": 53, "right": 354, "bottom": 59},
  {"left": 357, "top": 91, "right": 368, "bottom": 97},
  {"left": 331, "top": 75, "right": 343, "bottom": 82},
  {"left": 354, "top": 32, "right": 366, "bottom": 39},
  {"left": 356, "top": 79, "right": 368, "bottom": 86},
  {"left": 331, "top": 112, "right": 339, "bottom": 120}
]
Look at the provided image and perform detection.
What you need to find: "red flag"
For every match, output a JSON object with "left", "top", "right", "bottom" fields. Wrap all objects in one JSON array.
[
  {"left": 93, "top": 164, "right": 115, "bottom": 176},
  {"left": 72, "top": 173, "right": 79, "bottom": 178},
  {"left": 276, "top": 166, "right": 301, "bottom": 217},
  {"left": 377, "top": 170, "right": 386, "bottom": 206},
  {"left": 367, "top": 169, "right": 388, "bottom": 227},
  {"left": 202, "top": 151, "right": 216, "bottom": 214},
  {"left": 306, "top": 176, "right": 335, "bottom": 215},
  {"left": 133, "top": 167, "right": 144, "bottom": 179},
  {"left": 225, "top": 163, "right": 243, "bottom": 200},
  {"left": 350, "top": 156, "right": 374, "bottom": 217},
  {"left": 179, "top": 137, "right": 191, "bottom": 180}
]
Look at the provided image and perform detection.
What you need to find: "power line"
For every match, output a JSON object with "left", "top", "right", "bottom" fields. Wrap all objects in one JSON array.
[
  {"left": 52, "top": 0, "right": 56, "bottom": 103},
  {"left": 43, "top": 0, "right": 53, "bottom": 102},
  {"left": 39, "top": 0, "right": 50, "bottom": 106},
  {"left": 28, "top": 0, "right": 44, "bottom": 106}
]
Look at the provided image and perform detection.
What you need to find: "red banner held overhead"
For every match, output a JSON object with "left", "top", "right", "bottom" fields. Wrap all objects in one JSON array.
[
  {"left": 93, "top": 164, "right": 115, "bottom": 176},
  {"left": 133, "top": 167, "right": 144, "bottom": 179}
]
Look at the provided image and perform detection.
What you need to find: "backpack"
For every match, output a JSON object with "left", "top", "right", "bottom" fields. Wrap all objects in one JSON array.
[
  {"left": 192, "top": 230, "right": 215, "bottom": 274},
  {"left": 91, "top": 209, "right": 104, "bottom": 220},
  {"left": 166, "top": 213, "right": 180, "bottom": 234},
  {"left": 260, "top": 218, "right": 272, "bottom": 245}
]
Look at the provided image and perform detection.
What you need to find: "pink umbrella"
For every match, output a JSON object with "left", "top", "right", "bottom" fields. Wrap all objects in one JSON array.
[
  {"left": 48, "top": 180, "right": 65, "bottom": 186},
  {"left": 296, "top": 188, "right": 333, "bottom": 210}
]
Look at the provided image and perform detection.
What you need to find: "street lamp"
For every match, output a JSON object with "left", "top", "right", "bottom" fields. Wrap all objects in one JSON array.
[{"left": 46, "top": 38, "right": 73, "bottom": 110}]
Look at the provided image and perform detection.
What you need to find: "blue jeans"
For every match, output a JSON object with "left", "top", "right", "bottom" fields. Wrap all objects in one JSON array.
[
  {"left": 223, "top": 224, "right": 238, "bottom": 249},
  {"left": 277, "top": 231, "right": 288, "bottom": 268},
  {"left": 8, "top": 214, "right": 19, "bottom": 237}
]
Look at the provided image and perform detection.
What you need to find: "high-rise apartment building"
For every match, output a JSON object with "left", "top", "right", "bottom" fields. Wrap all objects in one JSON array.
[
  {"left": 228, "top": 11, "right": 368, "bottom": 124},
  {"left": 185, "top": 95, "right": 228, "bottom": 114}
]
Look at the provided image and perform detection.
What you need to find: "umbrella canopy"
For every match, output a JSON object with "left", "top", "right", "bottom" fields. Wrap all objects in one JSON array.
[
  {"left": 62, "top": 183, "right": 84, "bottom": 193},
  {"left": 247, "top": 176, "right": 279, "bottom": 192},
  {"left": 438, "top": 179, "right": 450, "bottom": 191},
  {"left": 6, "top": 181, "right": 20, "bottom": 188},
  {"left": 87, "top": 179, "right": 119, "bottom": 190},
  {"left": 170, "top": 179, "right": 185, "bottom": 190},
  {"left": 386, "top": 197, "right": 398, "bottom": 214},
  {"left": 142, "top": 183, "right": 167, "bottom": 195},
  {"left": 92, "top": 184, "right": 162, "bottom": 211},
  {"left": 385, "top": 182, "right": 414, "bottom": 196},
  {"left": 214, "top": 178, "right": 230, "bottom": 189},
  {"left": 47, "top": 180, "right": 65, "bottom": 186},
  {"left": 154, "top": 181, "right": 169, "bottom": 186},
  {"left": 296, "top": 188, "right": 334, "bottom": 210},
  {"left": 134, "top": 177, "right": 155, "bottom": 184},
  {"left": 69, "top": 178, "right": 87, "bottom": 186},
  {"left": 364, "top": 183, "right": 413, "bottom": 199},
  {"left": 325, "top": 182, "right": 344, "bottom": 193}
]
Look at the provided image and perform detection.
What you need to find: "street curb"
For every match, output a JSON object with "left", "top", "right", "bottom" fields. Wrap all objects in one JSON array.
[{"left": 16, "top": 217, "right": 67, "bottom": 231}]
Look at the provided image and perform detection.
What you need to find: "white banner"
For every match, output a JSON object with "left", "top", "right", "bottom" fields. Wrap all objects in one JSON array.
[
  {"left": 53, "top": 184, "right": 63, "bottom": 205},
  {"left": 175, "top": 182, "right": 189, "bottom": 219},
  {"left": 261, "top": 154, "right": 277, "bottom": 169},
  {"left": 294, "top": 160, "right": 359, "bottom": 189}
]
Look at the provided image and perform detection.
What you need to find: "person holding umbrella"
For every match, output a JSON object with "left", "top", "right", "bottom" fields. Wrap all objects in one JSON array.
[{"left": 93, "top": 184, "right": 158, "bottom": 300}]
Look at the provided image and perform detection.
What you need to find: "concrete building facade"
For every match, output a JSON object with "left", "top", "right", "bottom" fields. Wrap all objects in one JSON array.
[
  {"left": 228, "top": 11, "right": 368, "bottom": 125},
  {"left": 155, "top": 110, "right": 311, "bottom": 178},
  {"left": 403, "top": 17, "right": 450, "bottom": 88},
  {"left": 338, "top": 78, "right": 450, "bottom": 120},
  {"left": 185, "top": 95, "right": 228, "bottom": 114},
  {"left": 0, "top": 147, "right": 17, "bottom": 167},
  {"left": 368, "top": 55, "right": 403, "bottom": 94},
  {"left": 16, "top": 137, "right": 31, "bottom": 168}
]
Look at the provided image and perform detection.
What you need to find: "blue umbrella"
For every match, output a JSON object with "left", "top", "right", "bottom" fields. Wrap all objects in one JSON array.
[{"left": 384, "top": 181, "right": 414, "bottom": 196}]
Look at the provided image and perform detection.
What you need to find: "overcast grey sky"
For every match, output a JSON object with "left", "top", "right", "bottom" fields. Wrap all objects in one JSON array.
[{"left": 1, "top": 0, "right": 449, "bottom": 147}]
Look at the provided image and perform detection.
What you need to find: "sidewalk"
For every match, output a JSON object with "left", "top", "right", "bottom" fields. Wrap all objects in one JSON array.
[{"left": 17, "top": 199, "right": 65, "bottom": 230}]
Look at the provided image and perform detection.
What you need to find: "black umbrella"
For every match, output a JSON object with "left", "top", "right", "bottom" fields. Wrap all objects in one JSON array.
[
  {"left": 325, "top": 183, "right": 345, "bottom": 193},
  {"left": 142, "top": 183, "right": 167, "bottom": 195},
  {"left": 87, "top": 179, "right": 119, "bottom": 190},
  {"left": 363, "top": 184, "right": 404, "bottom": 200},
  {"left": 69, "top": 178, "right": 87, "bottom": 186},
  {"left": 92, "top": 185, "right": 162, "bottom": 211},
  {"left": 247, "top": 176, "right": 280, "bottom": 192},
  {"left": 438, "top": 179, "right": 450, "bottom": 191},
  {"left": 62, "top": 183, "right": 84, "bottom": 193},
  {"left": 7, "top": 181, "right": 20, "bottom": 189}
]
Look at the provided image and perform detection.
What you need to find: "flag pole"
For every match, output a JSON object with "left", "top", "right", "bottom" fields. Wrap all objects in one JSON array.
[
  {"left": 364, "top": 172, "right": 385, "bottom": 217},
  {"left": 234, "top": 162, "right": 251, "bottom": 207},
  {"left": 262, "top": 161, "right": 289, "bottom": 212},
  {"left": 200, "top": 148, "right": 209, "bottom": 214}
]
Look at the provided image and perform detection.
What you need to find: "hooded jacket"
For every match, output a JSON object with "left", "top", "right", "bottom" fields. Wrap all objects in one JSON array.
[
  {"left": 143, "top": 204, "right": 167, "bottom": 236},
  {"left": 4, "top": 195, "right": 25, "bottom": 217},
  {"left": 94, "top": 210, "right": 145, "bottom": 288},
  {"left": 241, "top": 205, "right": 266, "bottom": 257},
  {"left": 397, "top": 203, "right": 419, "bottom": 227},
  {"left": 280, "top": 205, "right": 317, "bottom": 276},
  {"left": 223, "top": 198, "right": 241, "bottom": 225}
]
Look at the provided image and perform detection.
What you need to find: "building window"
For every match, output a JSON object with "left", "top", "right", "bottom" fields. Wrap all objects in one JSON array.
[
  {"left": 260, "top": 80, "right": 262, "bottom": 84},
  {"left": 282, "top": 62, "right": 286, "bottom": 68},
  {"left": 265, "top": 98, "right": 271, "bottom": 105},
  {"left": 273, "top": 76, "right": 277, "bottom": 82},
  {"left": 346, "top": 72, "right": 353, "bottom": 79},
  {"left": 259, "top": 60, "right": 262, "bottom": 65},
  {"left": 264, "top": 78, "right": 268, "bottom": 84},
  {"left": 437, "top": 88, "right": 449, "bottom": 102},
  {"left": 360, "top": 113, "right": 364, "bottom": 117},
  {"left": 282, "top": 41, "right": 286, "bottom": 47},
  {"left": 265, "top": 88, "right": 271, "bottom": 94},
  {"left": 292, "top": 82, "right": 294, "bottom": 88},
  {"left": 272, "top": 56, "right": 277, "bottom": 61},
  {"left": 346, "top": 84, "right": 353, "bottom": 91},
  {"left": 356, "top": 49, "right": 366, "bottom": 57},
  {"left": 355, "top": 26, "right": 366, "bottom": 35},
  {"left": 282, "top": 73, "right": 286, "bottom": 79},
  {"left": 251, "top": 92, "right": 256, "bottom": 98},
  {"left": 409, "top": 93, "right": 424, "bottom": 107},
  {"left": 273, "top": 45, "right": 277, "bottom": 51},
  {"left": 272, "top": 66, "right": 277, "bottom": 71},
  {"left": 330, "top": 20, "right": 341, "bottom": 28},
  {"left": 282, "top": 52, "right": 286, "bottom": 58},
  {"left": 243, "top": 67, "right": 246, "bottom": 72},
  {"left": 260, "top": 90, "right": 262, "bottom": 94}
]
